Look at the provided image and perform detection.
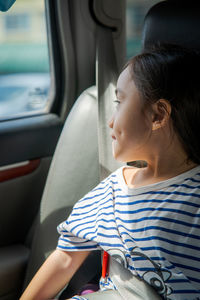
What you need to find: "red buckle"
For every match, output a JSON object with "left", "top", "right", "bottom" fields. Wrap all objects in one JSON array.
[{"left": 102, "top": 251, "right": 109, "bottom": 279}]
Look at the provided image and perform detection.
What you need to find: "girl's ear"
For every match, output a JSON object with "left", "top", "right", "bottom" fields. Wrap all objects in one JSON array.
[{"left": 151, "top": 99, "right": 171, "bottom": 131}]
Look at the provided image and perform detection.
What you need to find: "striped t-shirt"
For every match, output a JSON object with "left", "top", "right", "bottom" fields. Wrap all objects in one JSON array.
[{"left": 57, "top": 166, "right": 200, "bottom": 300}]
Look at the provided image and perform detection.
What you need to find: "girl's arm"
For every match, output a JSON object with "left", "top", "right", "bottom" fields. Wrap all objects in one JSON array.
[{"left": 20, "top": 249, "right": 91, "bottom": 300}]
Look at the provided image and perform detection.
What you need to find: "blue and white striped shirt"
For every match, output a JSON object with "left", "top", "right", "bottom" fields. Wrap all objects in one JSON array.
[{"left": 57, "top": 166, "right": 200, "bottom": 300}]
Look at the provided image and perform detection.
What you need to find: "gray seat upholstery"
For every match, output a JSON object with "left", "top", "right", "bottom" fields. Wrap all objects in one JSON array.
[{"left": 23, "top": 86, "right": 101, "bottom": 293}]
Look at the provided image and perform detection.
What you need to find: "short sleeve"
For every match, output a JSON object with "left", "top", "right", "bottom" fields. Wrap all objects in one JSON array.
[
  {"left": 57, "top": 218, "right": 100, "bottom": 251},
  {"left": 57, "top": 187, "right": 103, "bottom": 251}
]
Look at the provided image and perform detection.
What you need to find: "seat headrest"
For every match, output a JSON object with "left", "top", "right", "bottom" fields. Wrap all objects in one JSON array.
[{"left": 142, "top": 0, "right": 200, "bottom": 51}]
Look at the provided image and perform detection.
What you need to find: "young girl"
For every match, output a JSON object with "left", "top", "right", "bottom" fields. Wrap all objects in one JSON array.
[{"left": 20, "top": 44, "right": 200, "bottom": 300}]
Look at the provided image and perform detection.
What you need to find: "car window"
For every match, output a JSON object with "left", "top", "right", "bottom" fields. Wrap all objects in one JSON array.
[
  {"left": 126, "top": 0, "right": 162, "bottom": 58},
  {"left": 0, "top": 0, "right": 50, "bottom": 120}
]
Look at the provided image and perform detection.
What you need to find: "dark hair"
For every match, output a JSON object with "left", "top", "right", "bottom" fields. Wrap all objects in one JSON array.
[{"left": 128, "top": 44, "right": 200, "bottom": 164}]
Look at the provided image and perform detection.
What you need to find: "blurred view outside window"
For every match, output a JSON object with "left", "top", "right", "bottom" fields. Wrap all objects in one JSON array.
[
  {"left": 126, "top": 0, "right": 161, "bottom": 58},
  {"left": 0, "top": 0, "right": 50, "bottom": 119}
]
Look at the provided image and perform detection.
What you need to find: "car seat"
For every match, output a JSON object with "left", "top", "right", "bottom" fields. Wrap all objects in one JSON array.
[
  {"left": 142, "top": 0, "right": 200, "bottom": 51},
  {"left": 22, "top": 87, "right": 103, "bottom": 298}
]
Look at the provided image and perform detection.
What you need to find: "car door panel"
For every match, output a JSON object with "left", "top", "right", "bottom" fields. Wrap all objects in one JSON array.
[
  {"left": 0, "top": 245, "right": 29, "bottom": 300},
  {"left": 0, "top": 157, "right": 52, "bottom": 246},
  {"left": 0, "top": 113, "right": 63, "bottom": 300},
  {"left": 0, "top": 114, "right": 62, "bottom": 165}
]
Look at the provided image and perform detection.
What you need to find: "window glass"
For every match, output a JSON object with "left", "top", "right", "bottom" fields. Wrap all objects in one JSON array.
[
  {"left": 0, "top": 0, "right": 50, "bottom": 119},
  {"left": 126, "top": 0, "right": 162, "bottom": 58}
]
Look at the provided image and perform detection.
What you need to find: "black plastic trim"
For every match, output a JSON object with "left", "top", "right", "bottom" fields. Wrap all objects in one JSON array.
[{"left": 0, "top": 114, "right": 63, "bottom": 167}]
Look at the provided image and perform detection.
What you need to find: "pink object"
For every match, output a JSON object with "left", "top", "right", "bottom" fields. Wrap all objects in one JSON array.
[{"left": 80, "top": 283, "right": 99, "bottom": 295}]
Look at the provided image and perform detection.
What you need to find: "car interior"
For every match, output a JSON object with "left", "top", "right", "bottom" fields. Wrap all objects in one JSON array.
[{"left": 0, "top": 0, "right": 200, "bottom": 299}]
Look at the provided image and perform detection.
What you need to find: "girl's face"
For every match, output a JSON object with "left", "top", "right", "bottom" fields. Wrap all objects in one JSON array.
[{"left": 109, "top": 65, "right": 152, "bottom": 162}]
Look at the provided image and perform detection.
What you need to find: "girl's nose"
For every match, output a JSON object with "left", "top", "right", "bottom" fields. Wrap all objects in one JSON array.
[{"left": 108, "top": 115, "right": 114, "bottom": 129}]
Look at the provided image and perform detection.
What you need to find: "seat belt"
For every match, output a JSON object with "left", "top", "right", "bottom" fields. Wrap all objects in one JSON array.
[
  {"left": 95, "top": 0, "right": 126, "bottom": 294},
  {"left": 96, "top": 26, "right": 123, "bottom": 180},
  {"left": 94, "top": 0, "right": 126, "bottom": 180}
]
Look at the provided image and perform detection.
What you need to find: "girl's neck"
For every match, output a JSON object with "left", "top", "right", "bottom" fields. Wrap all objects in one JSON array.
[
  {"left": 124, "top": 134, "right": 198, "bottom": 189},
  {"left": 124, "top": 160, "right": 197, "bottom": 189}
]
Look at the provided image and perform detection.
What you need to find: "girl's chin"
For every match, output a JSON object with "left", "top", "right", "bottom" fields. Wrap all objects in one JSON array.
[
  {"left": 112, "top": 141, "right": 138, "bottom": 162},
  {"left": 112, "top": 150, "right": 129, "bottom": 163}
]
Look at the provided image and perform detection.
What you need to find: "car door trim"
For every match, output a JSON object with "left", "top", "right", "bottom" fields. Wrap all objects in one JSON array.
[{"left": 0, "top": 159, "right": 40, "bottom": 182}]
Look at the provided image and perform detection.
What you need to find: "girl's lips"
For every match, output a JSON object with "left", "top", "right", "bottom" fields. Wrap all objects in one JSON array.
[{"left": 111, "top": 135, "right": 116, "bottom": 140}]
